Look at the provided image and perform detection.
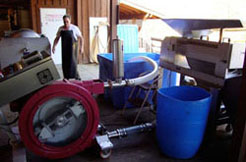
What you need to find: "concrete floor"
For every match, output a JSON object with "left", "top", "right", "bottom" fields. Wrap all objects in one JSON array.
[
  {"left": 0, "top": 63, "right": 232, "bottom": 162},
  {"left": 56, "top": 64, "right": 100, "bottom": 81}
]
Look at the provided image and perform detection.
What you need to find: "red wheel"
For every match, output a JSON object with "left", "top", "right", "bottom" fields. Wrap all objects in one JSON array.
[{"left": 19, "top": 81, "right": 99, "bottom": 159}]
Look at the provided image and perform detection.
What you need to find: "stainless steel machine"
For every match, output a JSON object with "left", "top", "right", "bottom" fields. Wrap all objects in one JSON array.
[
  {"left": 0, "top": 36, "right": 60, "bottom": 106},
  {"left": 160, "top": 19, "right": 245, "bottom": 87},
  {"left": 0, "top": 31, "right": 158, "bottom": 159}
]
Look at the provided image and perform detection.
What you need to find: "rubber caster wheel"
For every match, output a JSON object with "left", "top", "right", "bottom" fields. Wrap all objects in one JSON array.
[
  {"left": 100, "top": 149, "right": 112, "bottom": 159},
  {"left": 226, "top": 124, "right": 232, "bottom": 132}
]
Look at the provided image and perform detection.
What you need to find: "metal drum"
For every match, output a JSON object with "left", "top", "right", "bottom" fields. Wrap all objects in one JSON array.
[{"left": 10, "top": 28, "right": 40, "bottom": 38}]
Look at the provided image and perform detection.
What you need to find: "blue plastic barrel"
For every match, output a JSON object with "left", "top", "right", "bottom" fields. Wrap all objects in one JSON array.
[{"left": 156, "top": 86, "right": 212, "bottom": 159}]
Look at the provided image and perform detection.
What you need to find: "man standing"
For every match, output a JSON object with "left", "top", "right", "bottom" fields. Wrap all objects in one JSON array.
[{"left": 52, "top": 14, "right": 84, "bottom": 80}]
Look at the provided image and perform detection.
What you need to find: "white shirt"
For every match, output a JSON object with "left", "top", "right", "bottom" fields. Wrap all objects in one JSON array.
[{"left": 56, "top": 24, "right": 82, "bottom": 41}]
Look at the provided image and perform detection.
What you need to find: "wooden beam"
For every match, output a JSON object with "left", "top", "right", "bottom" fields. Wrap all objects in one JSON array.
[
  {"left": 53, "top": 0, "right": 59, "bottom": 5},
  {"left": 119, "top": 2, "right": 159, "bottom": 19},
  {"left": 120, "top": 13, "right": 150, "bottom": 19},
  {"left": 81, "top": 0, "right": 89, "bottom": 63},
  {"left": 76, "top": 0, "right": 83, "bottom": 64},
  {"left": 76, "top": 0, "right": 82, "bottom": 30},
  {"left": 40, "top": 0, "right": 45, "bottom": 5},
  {"left": 88, "top": 0, "right": 94, "bottom": 17},
  {"left": 46, "top": 0, "right": 53, "bottom": 6},
  {"left": 101, "top": 0, "right": 107, "bottom": 17},
  {"left": 36, "top": 5, "right": 41, "bottom": 33},
  {"left": 31, "top": 0, "right": 37, "bottom": 32},
  {"left": 96, "top": 0, "right": 101, "bottom": 17},
  {"left": 106, "top": 0, "right": 110, "bottom": 21},
  {"left": 61, "top": 0, "right": 66, "bottom": 6}
]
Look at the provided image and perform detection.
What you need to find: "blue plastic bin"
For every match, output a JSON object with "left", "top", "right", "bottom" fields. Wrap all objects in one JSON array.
[
  {"left": 156, "top": 86, "right": 211, "bottom": 159},
  {"left": 98, "top": 53, "right": 160, "bottom": 108}
]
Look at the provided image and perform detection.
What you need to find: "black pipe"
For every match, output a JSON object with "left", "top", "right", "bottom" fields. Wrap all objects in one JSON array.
[{"left": 107, "top": 123, "right": 154, "bottom": 139}]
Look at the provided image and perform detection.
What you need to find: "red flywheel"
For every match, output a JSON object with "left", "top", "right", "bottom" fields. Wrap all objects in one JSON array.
[{"left": 19, "top": 81, "right": 99, "bottom": 159}]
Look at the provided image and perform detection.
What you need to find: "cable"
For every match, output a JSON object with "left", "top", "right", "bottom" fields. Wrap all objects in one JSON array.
[{"left": 0, "top": 116, "right": 19, "bottom": 126}]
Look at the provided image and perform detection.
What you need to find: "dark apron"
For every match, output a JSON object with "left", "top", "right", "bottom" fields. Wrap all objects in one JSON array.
[{"left": 61, "top": 30, "right": 80, "bottom": 79}]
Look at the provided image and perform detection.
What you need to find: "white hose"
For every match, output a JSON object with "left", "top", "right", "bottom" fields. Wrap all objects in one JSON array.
[
  {"left": 126, "top": 56, "right": 158, "bottom": 86},
  {"left": 104, "top": 56, "right": 159, "bottom": 88}
]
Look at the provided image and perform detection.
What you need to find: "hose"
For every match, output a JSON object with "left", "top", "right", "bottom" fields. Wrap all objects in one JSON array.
[
  {"left": 104, "top": 56, "right": 158, "bottom": 88},
  {"left": 0, "top": 116, "right": 19, "bottom": 126},
  {"left": 126, "top": 56, "right": 158, "bottom": 86}
]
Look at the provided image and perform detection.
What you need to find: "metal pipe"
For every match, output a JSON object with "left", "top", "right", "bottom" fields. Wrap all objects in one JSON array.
[
  {"left": 112, "top": 37, "right": 124, "bottom": 83},
  {"left": 104, "top": 56, "right": 158, "bottom": 88},
  {"left": 95, "top": 122, "right": 155, "bottom": 152},
  {"left": 103, "top": 80, "right": 127, "bottom": 88},
  {"left": 107, "top": 123, "right": 154, "bottom": 139}
]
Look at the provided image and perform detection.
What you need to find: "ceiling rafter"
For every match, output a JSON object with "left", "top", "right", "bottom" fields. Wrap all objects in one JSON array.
[{"left": 119, "top": 1, "right": 162, "bottom": 19}]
